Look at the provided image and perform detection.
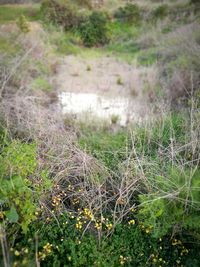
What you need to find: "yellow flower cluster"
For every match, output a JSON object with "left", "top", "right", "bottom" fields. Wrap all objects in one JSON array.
[
  {"left": 0, "top": 211, "right": 5, "bottom": 219},
  {"left": 14, "top": 250, "right": 20, "bottom": 256},
  {"left": 52, "top": 195, "right": 61, "bottom": 207},
  {"left": 72, "top": 198, "right": 80, "bottom": 205},
  {"left": 83, "top": 208, "right": 94, "bottom": 220},
  {"left": 130, "top": 207, "right": 136, "bottom": 212},
  {"left": 172, "top": 239, "right": 182, "bottom": 246},
  {"left": 172, "top": 239, "right": 189, "bottom": 257},
  {"left": 180, "top": 246, "right": 189, "bottom": 256},
  {"left": 106, "top": 222, "right": 113, "bottom": 230},
  {"left": 128, "top": 219, "right": 135, "bottom": 225},
  {"left": 43, "top": 243, "right": 53, "bottom": 253},
  {"left": 68, "top": 184, "right": 74, "bottom": 191},
  {"left": 76, "top": 220, "right": 83, "bottom": 230},
  {"left": 150, "top": 254, "right": 166, "bottom": 265},
  {"left": 13, "top": 258, "right": 28, "bottom": 267},
  {"left": 52, "top": 190, "right": 67, "bottom": 209},
  {"left": 75, "top": 208, "right": 114, "bottom": 232},
  {"left": 139, "top": 223, "right": 152, "bottom": 234},
  {"left": 39, "top": 243, "right": 53, "bottom": 260},
  {"left": 12, "top": 247, "right": 29, "bottom": 257},
  {"left": 95, "top": 222, "right": 102, "bottom": 230},
  {"left": 119, "top": 255, "right": 129, "bottom": 265}
]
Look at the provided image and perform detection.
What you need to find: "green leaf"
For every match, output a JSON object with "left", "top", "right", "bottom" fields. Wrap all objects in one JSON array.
[{"left": 6, "top": 206, "right": 19, "bottom": 223}]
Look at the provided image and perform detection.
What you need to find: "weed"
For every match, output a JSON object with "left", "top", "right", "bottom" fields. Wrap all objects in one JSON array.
[
  {"left": 78, "top": 11, "right": 110, "bottom": 47},
  {"left": 152, "top": 4, "right": 169, "bottom": 21},
  {"left": 114, "top": 3, "right": 141, "bottom": 25},
  {"left": 17, "top": 15, "right": 30, "bottom": 33},
  {"left": 0, "top": 140, "right": 52, "bottom": 233},
  {"left": 86, "top": 65, "right": 91, "bottom": 71},
  {"left": 117, "top": 76, "right": 123, "bottom": 85},
  {"left": 111, "top": 114, "right": 119, "bottom": 124},
  {"left": 31, "top": 77, "right": 52, "bottom": 91},
  {"left": 48, "top": 29, "right": 81, "bottom": 55}
]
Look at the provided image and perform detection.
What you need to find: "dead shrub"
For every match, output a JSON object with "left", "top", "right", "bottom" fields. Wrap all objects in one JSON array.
[{"left": 158, "top": 23, "right": 200, "bottom": 104}]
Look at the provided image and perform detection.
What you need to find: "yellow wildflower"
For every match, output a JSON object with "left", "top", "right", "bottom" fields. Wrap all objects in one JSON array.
[
  {"left": 128, "top": 219, "right": 135, "bottom": 225},
  {"left": 14, "top": 250, "right": 20, "bottom": 256}
]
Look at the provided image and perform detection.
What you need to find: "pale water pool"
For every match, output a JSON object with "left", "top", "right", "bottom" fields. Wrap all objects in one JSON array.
[{"left": 59, "top": 92, "right": 142, "bottom": 126}]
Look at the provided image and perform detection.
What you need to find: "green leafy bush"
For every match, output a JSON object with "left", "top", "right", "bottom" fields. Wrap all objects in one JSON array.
[
  {"left": 79, "top": 128, "right": 129, "bottom": 170},
  {"left": 40, "top": 0, "right": 85, "bottom": 30},
  {"left": 73, "top": 0, "right": 92, "bottom": 8},
  {"left": 133, "top": 112, "right": 186, "bottom": 157},
  {"left": 78, "top": 11, "right": 110, "bottom": 47},
  {"left": 16, "top": 15, "right": 30, "bottom": 33},
  {"left": 190, "top": 0, "right": 200, "bottom": 5},
  {"left": 152, "top": 4, "right": 169, "bottom": 20},
  {"left": 10, "top": 214, "right": 197, "bottom": 267},
  {"left": 114, "top": 4, "right": 141, "bottom": 24},
  {"left": 138, "top": 168, "right": 200, "bottom": 238},
  {"left": 0, "top": 140, "right": 52, "bottom": 233}
]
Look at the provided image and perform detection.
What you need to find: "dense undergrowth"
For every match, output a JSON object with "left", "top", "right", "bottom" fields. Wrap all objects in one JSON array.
[
  {"left": 0, "top": 108, "right": 200, "bottom": 266},
  {"left": 0, "top": 0, "right": 200, "bottom": 266}
]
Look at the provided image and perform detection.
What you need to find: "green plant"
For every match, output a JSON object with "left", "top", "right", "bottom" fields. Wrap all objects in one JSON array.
[
  {"left": 78, "top": 128, "right": 129, "bottom": 170},
  {"left": 111, "top": 114, "right": 119, "bottom": 124},
  {"left": 117, "top": 76, "right": 123, "bottom": 85},
  {"left": 86, "top": 65, "right": 91, "bottom": 71},
  {"left": 9, "top": 213, "right": 198, "bottom": 267},
  {"left": 16, "top": 15, "right": 30, "bottom": 34},
  {"left": 73, "top": 0, "right": 92, "bottom": 8},
  {"left": 133, "top": 112, "right": 186, "bottom": 157},
  {"left": 114, "top": 4, "right": 141, "bottom": 24},
  {"left": 79, "top": 11, "right": 110, "bottom": 47},
  {"left": 0, "top": 36, "right": 20, "bottom": 56},
  {"left": 31, "top": 77, "right": 52, "bottom": 91},
  {"left": 137, "top": 167, "right": 200, "bottom": 238},
  {"left": 152, "top": 4, "right": 169, "bottom": 20},
  {"left": 190, "top": 0, "right": 200, "bottom": 5},
  {"left": 0, "top": 140, "right": 52, "bottom": 233},
  {"left": 40, "top": 0, "right": 85, "bottom": 30}
]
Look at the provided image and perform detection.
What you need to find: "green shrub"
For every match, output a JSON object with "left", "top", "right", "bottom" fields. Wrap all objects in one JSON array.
[
  {"left": 114, "top": 4, "right": 141, "bottom": 24},
  {"left": 78, "top": 128, "right": 129, "bottom": 170},
  {"left": 0, "top": 140, "right": 52, "bottom": 233},
  {"left": 137, "top": 167, "right": 200, "bottom": 238},
  {"left": 133, "top": 112, "right": 186, "bottom": 157},
  {"left": 152, "top": 4, "right": 169, "bottom": 20},
  {"left": 190, "top": 0, "right": 200, "bottom": 5},
  {"left": 117, "top": 76, "right": 124, "bottom": 85},
  {"left": 73, "top": 0, "right": 92, "bottom": 8},
  {"left": 40, "top": 0, "right": 85, "bottom": 30},
  {"left": 111, "top": 114, "right": 119, "bottom": 124},
  {"left": 9, "top": 214, "right": 198, "bottom": 267},
  {"left": 79, "top": 11, "right": 110, "bottom": 47},
  {"left": 31, "top": 77, "right": 52, "bottom": 91},
  {"left": 16, "top": 15, "right": 30, "bottom": 34}
]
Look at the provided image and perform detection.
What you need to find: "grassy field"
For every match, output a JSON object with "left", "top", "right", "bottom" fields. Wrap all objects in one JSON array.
[{"left": 0, "top": 4, "right": 41, "bottom": 23}]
